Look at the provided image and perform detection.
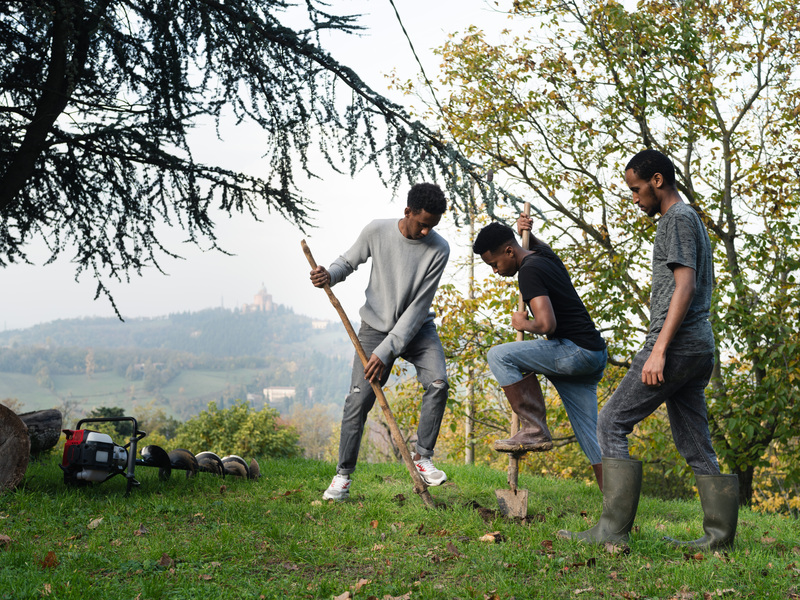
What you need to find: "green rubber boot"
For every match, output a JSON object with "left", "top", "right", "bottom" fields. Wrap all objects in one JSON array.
[
  {"left": 664, "top": 474, "right": 739, "bottom": 551},
  {"left": 557, "top": 457, "right": 642, "bottom": 544}
]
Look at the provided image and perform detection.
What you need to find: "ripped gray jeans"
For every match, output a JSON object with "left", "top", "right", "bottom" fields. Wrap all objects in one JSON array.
[{"left": 335, "top": 320, "right": 449, "bottom": 475}]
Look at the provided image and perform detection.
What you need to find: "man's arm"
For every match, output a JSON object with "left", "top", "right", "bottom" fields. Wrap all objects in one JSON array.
[
  {"left": 642, "top": 265, "right": 696, "bottom": 386},
  {"left": 512, "top": 295, "right": 557, "bottom": 336}
]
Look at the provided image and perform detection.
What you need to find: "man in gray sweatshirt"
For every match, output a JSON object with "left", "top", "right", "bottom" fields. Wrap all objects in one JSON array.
[{"left": 309, "top": 183, "right": 451, "bottom": 500}]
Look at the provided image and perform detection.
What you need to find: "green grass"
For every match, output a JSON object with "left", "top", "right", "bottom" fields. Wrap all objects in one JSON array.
[{"left": 1, "top": 455, "right": 798, "bottom": 599}]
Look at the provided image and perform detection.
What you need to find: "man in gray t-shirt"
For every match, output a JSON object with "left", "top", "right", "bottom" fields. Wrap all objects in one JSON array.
[
  {"left": 309, "top": 183, "right": 451, "bottom": 501},
  {"left": 560, "top": 149, "right": 738, "bottom": 551}
]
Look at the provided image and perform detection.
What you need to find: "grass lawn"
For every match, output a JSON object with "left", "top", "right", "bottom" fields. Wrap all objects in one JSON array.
[{"left": 1, "top": 454, "right": 798, "bottom": 599}]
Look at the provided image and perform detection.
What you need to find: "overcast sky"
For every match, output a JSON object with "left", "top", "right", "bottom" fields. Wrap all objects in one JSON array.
[{"left": 1, "top": 1, "right": 519, "bottom": 331}]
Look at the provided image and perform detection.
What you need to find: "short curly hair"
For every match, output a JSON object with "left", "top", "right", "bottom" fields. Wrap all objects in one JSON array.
[
  {"left": 407, "top": 183, "right": 447, "bottom": 215},
  {"left": 625, "top": 149, "right": 676, "bottom": 186},
  {"left": 472, "top": 222, "right": 515, "bottom": 255}
]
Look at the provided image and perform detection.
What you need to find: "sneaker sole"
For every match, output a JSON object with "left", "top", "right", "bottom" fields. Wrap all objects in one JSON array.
[
  {"left": 323, "top": 492, "right": 348, "bottom": 501},
  {"left": 420, "top": 474, "right": 447, "bottom": 486}
]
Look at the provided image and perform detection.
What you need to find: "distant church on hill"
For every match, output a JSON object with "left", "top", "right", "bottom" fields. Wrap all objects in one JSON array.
[{"left": 242, "top": 284, "right": 274, "bottom": 313}]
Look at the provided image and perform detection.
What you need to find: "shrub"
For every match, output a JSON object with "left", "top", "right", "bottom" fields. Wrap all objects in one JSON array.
[{"left": 172, "top": 400, "right": 301, "bottom": 459}]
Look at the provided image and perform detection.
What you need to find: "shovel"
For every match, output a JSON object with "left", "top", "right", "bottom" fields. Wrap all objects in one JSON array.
[
  {"left": 495, "top": 202, "right": 531, "bottom": 519},
  {"left": 301, "top": 240, "right": 436, "bottom": 509}
]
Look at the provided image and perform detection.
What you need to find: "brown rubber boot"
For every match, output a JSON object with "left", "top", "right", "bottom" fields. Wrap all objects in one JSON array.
[{"left": 493, "top": 373, "right": 553, "bottom": 453}]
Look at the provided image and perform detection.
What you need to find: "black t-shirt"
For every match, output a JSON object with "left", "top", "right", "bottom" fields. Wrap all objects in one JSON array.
[{"left": 517, "top": 246, "right": 606, "bottom": 351}]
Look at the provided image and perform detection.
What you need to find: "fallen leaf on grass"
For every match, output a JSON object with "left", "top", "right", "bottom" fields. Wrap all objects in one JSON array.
[
  {"left": 574, "top": 587, "right": 595, "bottom": 595},
  {"left": 40, "top": 550, "right": 59, "bottom": 569},
  {"left": 41, "top": 583, "right": 52, "bottom": 596},
  {"left": 269, "top": 488, "right": 302, "bottom": 500},
  {"left": 669, "top": 586, "right": 695, "bottom": 600},
  {"left": 603, "top": 542, "right": 630, "bottom": 555},
  {"left": 541, "top": 540, "right": 554, "bottom": 551},
  {"left": 199, "top": 574, "right": 213, "bottom": 581},
  {"left": 219, "top": 485, "right": 227, "bottom": 494},
  {"left": 0, "top": 534, "right": 12, "bottom": 548},
  {"left": 333, "top": 592, "right": 351, "bottom": 600},
  {"left": 110, "top": 539, "right": 122, "bottom": 547},
  {"left": 353, "top": 579, "right": 370, "bottom": 592},
  {"left": 134, "top": 524, "right": 149, "bottom": 536},
  {"left": 479, "top": 532, "right": 505, "bottom": 544},
  {"left": 372, "top": 544, "right": 385, "bottom": 551},
  {"left": 762, "top": 536, "right": 777, "bottom": 544},
  {"left": 370, "top": 520, "right": 379, "bottom": 529},
  {"left": 158, "top": 553, "right": 174, "bottom": 567},
  {"left": 87, "top": 517, "right": 103, "bottom": 530},
  {"left": 446, "top": 542, "right": 463, "bottom": 556},
  {"left": 310, "top": 500, "right": 322, "bottom": 506},
  {"left": 282, "top": 562, "right": 299, "bottom": 571},
  {"left": 683, "top": 552, "right": 704, "bottom": 562}
]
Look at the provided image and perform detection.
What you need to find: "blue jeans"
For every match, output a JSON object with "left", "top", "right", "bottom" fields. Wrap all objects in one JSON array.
[
  {"left": 597, "top": 349, "right": 720, "bottom": 475},
  {"left": 487, "top": 338, "right": 607, "bottom": 465},
  {"left": 336, "top": 320, "right": 449, "bottom": 475}
]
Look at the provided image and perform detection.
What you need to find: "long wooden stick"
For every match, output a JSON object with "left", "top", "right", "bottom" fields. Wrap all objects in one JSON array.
[
  {"left": 301, "top": 240, "right": 436, "bottom": 509},
  {"left": 508, "top": 202, "right": 531, "bottom": 493}
]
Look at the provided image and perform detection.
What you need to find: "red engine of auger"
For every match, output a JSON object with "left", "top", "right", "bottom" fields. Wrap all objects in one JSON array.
[{"left": 60, "top": 416, "right": 145, "bottom": 495}]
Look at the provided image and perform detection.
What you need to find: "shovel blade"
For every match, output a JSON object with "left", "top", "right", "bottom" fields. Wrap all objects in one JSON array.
[{"left": 496, "top": 487, "right": 528, "bottom": 518}]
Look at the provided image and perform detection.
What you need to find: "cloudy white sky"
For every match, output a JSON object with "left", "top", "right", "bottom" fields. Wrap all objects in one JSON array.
[{"left": 1, "top": 1, "right": 520, "bottom": 331}]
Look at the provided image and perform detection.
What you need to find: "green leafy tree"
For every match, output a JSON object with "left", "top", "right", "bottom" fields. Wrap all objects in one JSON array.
[
  {"left": 0, "top": 0, "right": 486, "bottom": 310},
  {"left": 86, "top": 405, "right": 129, "bottom": 439},
  {"left": 173, "top": 399, "right": 300, "bottom": 458},
  {"left": 418, "top": 0, "right": 800, "bottom": 504}
]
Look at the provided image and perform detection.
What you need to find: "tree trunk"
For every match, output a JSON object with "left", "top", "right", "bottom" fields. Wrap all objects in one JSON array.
[
  {"left": 18, "top": 409, "right": 63, "bottom": 455},
  {"left": 0, "top": 405, "right": 30, "bottom": 492}
]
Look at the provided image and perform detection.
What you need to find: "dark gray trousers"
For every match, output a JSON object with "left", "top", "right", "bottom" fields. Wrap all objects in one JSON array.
[{"left": 597, "top": 349, "right": 720, "bottom": 475}]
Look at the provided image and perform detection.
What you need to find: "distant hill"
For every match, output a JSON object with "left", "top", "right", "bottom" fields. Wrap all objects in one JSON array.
[
  {"left": 0, "top": 306, "right": 351, "bottom": 359},
  {"left": 0, "top": 306, "right": 354, "bottom": 419}
]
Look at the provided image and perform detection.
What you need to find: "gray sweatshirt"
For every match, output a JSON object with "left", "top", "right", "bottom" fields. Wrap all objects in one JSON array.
[{"left": 328, "top": 218, "right": 450, "bottom": 364}]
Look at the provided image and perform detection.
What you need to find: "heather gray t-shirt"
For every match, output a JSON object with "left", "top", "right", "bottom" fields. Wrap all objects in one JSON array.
[
  {"left": 645, "top": 201, "right": 715, "bottom": 355},
  {"left": 327, "top": 219, "right": 449, "bottom": 365}
]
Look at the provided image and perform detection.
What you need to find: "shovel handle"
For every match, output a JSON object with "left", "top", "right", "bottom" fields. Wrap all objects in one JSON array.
[
  {"left": 301, "top": 240, "right": 435, "bottom": 508},
  {"left": 508, "top": 202, "right": 531, "bottom": 492}
]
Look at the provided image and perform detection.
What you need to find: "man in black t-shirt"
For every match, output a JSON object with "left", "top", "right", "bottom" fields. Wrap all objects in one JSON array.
[{"left": 473, "top": 221, "right": 607, "bottom": 490}]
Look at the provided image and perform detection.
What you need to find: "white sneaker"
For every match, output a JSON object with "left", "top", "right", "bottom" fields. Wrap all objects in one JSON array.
[
  {"left": 414, "top": 456, "right": 447, "bottom": 486},
  {"left": 323, "top": 474, "right": 351, "bottom": 500}
]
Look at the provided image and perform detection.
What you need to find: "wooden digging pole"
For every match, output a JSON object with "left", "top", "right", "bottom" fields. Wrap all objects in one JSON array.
[
  {"left": 507, "top": 202, "right": 532, "bottom": 495},
  {"left": 301, "top": 240, "right": 436, "bottom": 509}
]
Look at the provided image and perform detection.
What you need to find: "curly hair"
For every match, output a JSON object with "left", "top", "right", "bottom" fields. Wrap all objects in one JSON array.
[
  {"left": 407, "top": 183, "right": 447, "bottom": 215},
  {"left": 472, "top": 222, "right": 516, "bottom": 255}
]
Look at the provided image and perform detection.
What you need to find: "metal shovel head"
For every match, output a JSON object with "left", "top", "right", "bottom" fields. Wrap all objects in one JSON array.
[{"left": 496, "top": 487, "right": 529, "bottom": 518}]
